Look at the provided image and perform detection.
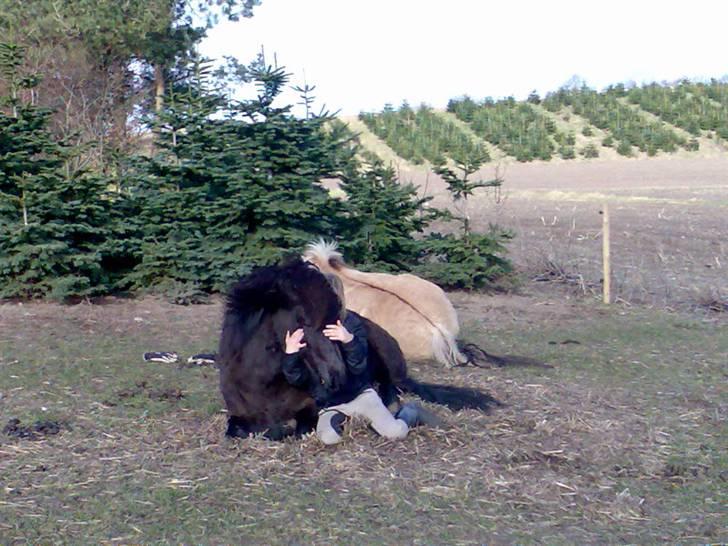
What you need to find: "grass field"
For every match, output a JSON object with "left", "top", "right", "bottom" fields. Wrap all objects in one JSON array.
[
  {"left": 2, "top": 154, "right": 727, "bottom": 544},
  {"left": 1, "top": 286, "right": 726, "bottom": 544}
]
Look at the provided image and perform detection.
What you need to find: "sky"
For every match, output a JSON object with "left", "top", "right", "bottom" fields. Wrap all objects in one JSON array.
[{"left": 199, "top": 0, "right": 728, "bottom": 116}]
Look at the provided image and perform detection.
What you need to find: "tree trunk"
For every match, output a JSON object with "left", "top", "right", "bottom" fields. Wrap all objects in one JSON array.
[
  {"left": 154, "top": 64, "right": 165, "bottom": 112},
  {"left": 21, "top": 189, "right": 28, "bottom": 226}
]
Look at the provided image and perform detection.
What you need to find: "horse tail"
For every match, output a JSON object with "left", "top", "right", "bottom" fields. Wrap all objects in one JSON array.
[
  {"left": 432, "top": 326, "right": 470, "bottom": 368},
  {"left": 303, "top": 239, "right": 346, "bottom": 270},
  {"left": 458, "top": 342, "right": 553, "bottom": 369},
  {"left": 397, "top": 377, "right": 501, "bottom": 412}
]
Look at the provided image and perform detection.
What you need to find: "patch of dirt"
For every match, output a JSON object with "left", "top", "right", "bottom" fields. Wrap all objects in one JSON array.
[
  {"left": 0, "top": 295, "right": 223, "bottom": 361},
  {"left": 109, "top": 381, "right": 185, "bottom": 405},
  {"left": 449, "top": 291, "right": 581, "bottom": 325},
  {"left": 2, "top": 418, "right": 65, "bottom": 441},
  {"left": 407, "top": 157, "right": 728, "bottom": 313}
]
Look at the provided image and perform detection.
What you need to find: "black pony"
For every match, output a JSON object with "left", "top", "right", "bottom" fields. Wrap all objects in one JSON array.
[
  {"left": 218, "top": 258, "right": 499, "bottom": 440},
  {"left": 219, "top": 259, "right": 347, "bottom": 439}
]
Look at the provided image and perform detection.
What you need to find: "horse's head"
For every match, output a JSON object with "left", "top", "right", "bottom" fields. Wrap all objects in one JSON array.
[
  {"left": 272, "top": 260, "right": 348, "bottom": 405},
  {"left": 222, "top": 258, "right": 348, "bottom": 409}
]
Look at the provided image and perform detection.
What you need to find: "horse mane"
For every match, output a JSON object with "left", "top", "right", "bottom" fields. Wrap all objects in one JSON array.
[
  {"left": 304, "top": 239, "right": 346, "bottom": 270},
  {"left": 223, "top": 258, "right": 342, "bottom": 352},
  {"left": 223, "top": 265, "right": 289, "bottom": 352}
]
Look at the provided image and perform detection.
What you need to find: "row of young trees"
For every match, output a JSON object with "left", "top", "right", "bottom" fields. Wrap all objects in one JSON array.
[
  {"left": 359, "top": 103, "right": 489, "bottom": 166},
  {"left": 0, "top": 44, "right": 512, "bottom": 301},
  {"left": 542, "top": 86, "right": 696, "bottom": 156},
  {"left": 702, "top": 80, "right": 728, "bottom": 107},
  {"left": 362, "top": 80, "right": 728, "bottom": 165},
  {"left": 447, "top": 96, "right": 569, "bottom": 162},
  {"left": 625, "top": 81, "right": 728, "bottom": 141}
]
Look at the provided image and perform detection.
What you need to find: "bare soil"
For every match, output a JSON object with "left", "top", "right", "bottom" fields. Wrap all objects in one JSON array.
[{"left": 406, "top": 156, "right": 728, "bottom": 312}]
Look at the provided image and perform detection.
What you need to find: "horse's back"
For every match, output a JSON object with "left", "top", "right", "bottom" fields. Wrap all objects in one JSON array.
[
  {"left": 339, "top": 267, "right": 459, "bottom": 335},
  {"left": 304, "top": 240, "right": 465, "bottom": 366}
]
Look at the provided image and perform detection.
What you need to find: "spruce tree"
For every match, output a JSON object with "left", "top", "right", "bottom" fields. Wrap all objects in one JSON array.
[
  {"left": 0, "top": 43, "right": 113, "bottom": 300},
  {"left": 418, "top": 152, "right": 512, "bottom": 289},
  {"left": 123, "top": 60, "right": 349, "bottom": 298},
  {"left": 120, "top": 60, "right": 241, "bottom": 298},
  {"left": 230, "top": 64, "right": 344, "bottom": 258},
  {"left": 337, "top": 155, "right": 434, "bottom": 271}
]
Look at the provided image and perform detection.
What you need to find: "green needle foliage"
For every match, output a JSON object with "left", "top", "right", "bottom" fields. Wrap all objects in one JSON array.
[
  {"left": 419, "top": 153, "right": 513, "bottom": 289},
  {"left": 417, "top": 228, "right": 512, "bottom": 290},
  {"left": 359, "top": 102, "right": 488, "bottom": 166},
  {"left": 0, "top": 44, "right": 114, "bottom": 300},
  {"left": 542, "top": 85, "right": 688, "bottom": 155},
  {"left": 337, "top": 156, "right": 436, "bottom": 271},
  {"left": 0, "top": 45, "right": 514, "bottom": 301},
  {"left": 121, "top": 60, "right": 347, "bottom": 298}
]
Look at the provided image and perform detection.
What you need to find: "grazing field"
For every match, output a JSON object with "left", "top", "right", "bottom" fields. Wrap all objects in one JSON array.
[
  {"left": 1, "top": 285, "right": 726, "bottom": 544},
  {"left": 1, "top": 157, "right": 726, "bottom": 544}
]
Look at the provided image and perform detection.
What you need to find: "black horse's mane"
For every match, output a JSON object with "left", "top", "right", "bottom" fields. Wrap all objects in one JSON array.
[{"left": 224, "top": 258, "right": 341, "bottom": 349}]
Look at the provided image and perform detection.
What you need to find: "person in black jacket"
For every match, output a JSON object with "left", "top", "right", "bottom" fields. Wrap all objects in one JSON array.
[{"left": 282, "top": 274, "right": 421, "bottom": 445}]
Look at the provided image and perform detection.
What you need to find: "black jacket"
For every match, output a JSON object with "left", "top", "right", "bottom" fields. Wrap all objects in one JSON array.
[{"left": 281, "top": 312, "right": 371, "bottom": 407}]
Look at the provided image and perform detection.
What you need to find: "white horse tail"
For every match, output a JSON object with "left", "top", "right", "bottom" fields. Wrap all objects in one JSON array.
[{"left": 431, "top": 325, "right": 469, "bottom": 368}]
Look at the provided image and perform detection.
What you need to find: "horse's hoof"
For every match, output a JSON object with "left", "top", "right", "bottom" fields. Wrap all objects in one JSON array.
[{"left": 225, "top": 417, "right": 249, "bottom": 438}]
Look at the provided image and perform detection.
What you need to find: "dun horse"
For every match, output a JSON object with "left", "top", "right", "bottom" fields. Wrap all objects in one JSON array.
[{"left": 303, "top": 240, "right": 547, "bottom": 369}]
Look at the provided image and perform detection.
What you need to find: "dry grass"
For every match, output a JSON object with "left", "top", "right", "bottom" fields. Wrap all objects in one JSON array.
[
  {"left": 4, "top": 156, "right": 726, "bottom": 543},
  {"left": 1, "top": 290, "right": 726, "bottom": 544}
]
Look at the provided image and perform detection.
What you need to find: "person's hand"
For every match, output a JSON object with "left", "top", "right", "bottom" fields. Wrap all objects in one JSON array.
[
  {"left": 285, "top": 328, "right": 306, "bottom": 354},
  {"left": 323, "top": 320, "right": 354, "bottom": 344}
]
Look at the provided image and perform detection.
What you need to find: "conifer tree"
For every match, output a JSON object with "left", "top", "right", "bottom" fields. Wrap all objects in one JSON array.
[
  {"left": 120, "top": 60, "right": 240, "bottom": 298},
  {"left": 337, "top": 156, "right": 435, "bottom": 271},
  {"left": 0, "top": 43, "right": 113, "bottom": 299},
  {"left": 419, "top": 152, "right": 512, "bottom": 289},
  {"left": 123, "top": 60, "right": 349, "bottom": 297}
]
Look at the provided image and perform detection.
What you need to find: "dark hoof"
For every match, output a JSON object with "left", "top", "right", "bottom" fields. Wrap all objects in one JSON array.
[{"left": 225, "top": 416, "right": 249, "bottom": 438}]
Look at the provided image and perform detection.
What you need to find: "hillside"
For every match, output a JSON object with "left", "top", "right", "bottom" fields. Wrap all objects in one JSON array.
[{"left": 344, "top": 80, "right": 728, "bottom": 168}]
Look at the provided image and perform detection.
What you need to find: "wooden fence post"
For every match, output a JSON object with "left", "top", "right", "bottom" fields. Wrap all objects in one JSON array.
[{"left": 602, "top": 203, "right": 611, "bottom": 304}]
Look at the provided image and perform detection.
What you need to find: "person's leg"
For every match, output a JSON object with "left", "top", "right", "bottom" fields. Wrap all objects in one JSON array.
[
  {"left": 315, "top": 410, "right": 347, "bottom": 445},
  {"left": 348, "top": 389, "right": 409, "bottom": 440}
]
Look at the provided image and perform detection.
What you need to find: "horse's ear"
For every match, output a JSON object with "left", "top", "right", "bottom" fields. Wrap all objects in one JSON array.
[{"left": 279, "top": 253, "right": 302, "bottom": 268}]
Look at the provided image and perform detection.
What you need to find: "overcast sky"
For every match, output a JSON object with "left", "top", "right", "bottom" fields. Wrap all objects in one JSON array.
[{"left": 199, "top": 0, "right": 728, "bottom": 116}]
